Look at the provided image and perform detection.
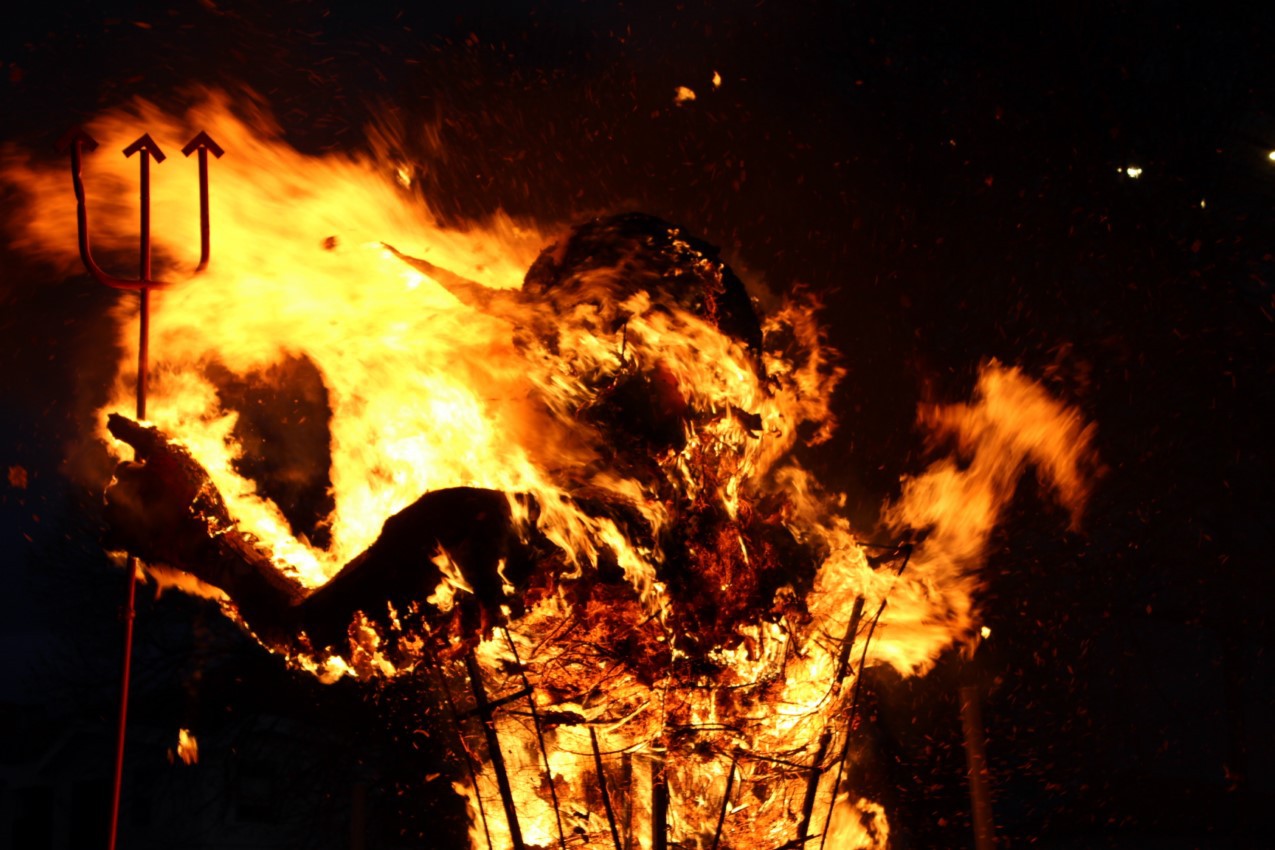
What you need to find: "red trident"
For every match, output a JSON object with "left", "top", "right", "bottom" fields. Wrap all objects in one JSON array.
[{"left": 59, "top": 125, "right": 223, "bottom": 850}]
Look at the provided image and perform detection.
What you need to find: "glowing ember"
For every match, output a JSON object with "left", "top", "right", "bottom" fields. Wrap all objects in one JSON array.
[
  {"left": 1, "top": 92, "right": 1100, "bottom": 849},
  {"left": 171, "top": 728, "right": 198, "bottom": 766}
]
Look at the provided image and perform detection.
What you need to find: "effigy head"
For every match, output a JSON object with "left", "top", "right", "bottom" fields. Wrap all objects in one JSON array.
[{"left": 523, "top": 212, "right": 763, "bottom": 354}]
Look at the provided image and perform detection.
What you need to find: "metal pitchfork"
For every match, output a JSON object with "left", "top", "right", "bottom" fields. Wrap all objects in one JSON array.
[{"left": 59, "top": 125, "right": 224, "bottom": 850}]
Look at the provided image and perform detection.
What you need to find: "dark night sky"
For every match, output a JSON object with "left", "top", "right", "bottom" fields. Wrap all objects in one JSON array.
[{"left": 2, "top": 2, "right": 1273, "bottom": 848}]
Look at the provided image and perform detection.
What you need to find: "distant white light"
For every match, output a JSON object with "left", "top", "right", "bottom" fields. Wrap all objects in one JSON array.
[
  {"left": 1268, "top": 150, "right": 1275, "bottom": 162},
  {"left": 1199, "top": 198, "right": 1207, "bottom": 209},
  {"left": 1125, "top": 165, "right": 1143, "bottom": 179}
]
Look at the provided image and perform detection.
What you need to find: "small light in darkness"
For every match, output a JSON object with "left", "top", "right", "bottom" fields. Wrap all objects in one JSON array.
[{"left": 1125, "top": 165, "right": 1143, "bottom": 179}]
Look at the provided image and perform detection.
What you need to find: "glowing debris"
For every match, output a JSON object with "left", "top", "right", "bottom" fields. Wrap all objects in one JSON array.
[
  {"left": 980, "top": 625, "right": 992, "bottom": 639},
  {"left": 674, "top": 85, "right": 697, "bottom": 104},
  {"left": 175, "top": 728, "right": 198, "bottom": 765},
  {"left": 712, "top": 70, "right": 722, "bottom": 89},
  {"left": 1124, "top": 165, "right": 1143, "bottom": 179}
]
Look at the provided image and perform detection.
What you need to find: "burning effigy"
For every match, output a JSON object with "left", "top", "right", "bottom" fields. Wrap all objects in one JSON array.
[{"left": 2, "top": 93, "right": 1100, "bottom": 849}]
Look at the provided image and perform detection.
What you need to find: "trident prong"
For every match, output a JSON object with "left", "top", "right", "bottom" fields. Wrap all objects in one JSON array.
[
  {"left": 181, "top": 130, "right": 224, "bottom": 272},
  {"left": 57, "top": 127, "right": 173, "bottom": 294},
  {"left": 122, "top": 133, "right": 166, "bottom": 294}
]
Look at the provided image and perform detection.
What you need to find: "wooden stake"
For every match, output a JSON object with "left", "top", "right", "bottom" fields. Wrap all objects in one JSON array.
[
  {"left": 960, "top": 684, "right": 996, "bottom": 850},
  {"left": 590, "top": 728, "right": 623, "bottom": 850},
  {"left": 651, "top": 755, "right": 668, "bottom": 850},
  {"left": 465, "top": 651, "right": 525, "bottom": 850},
  {"left": 709, "top": 758, "right": 736, "bottom": 850}
]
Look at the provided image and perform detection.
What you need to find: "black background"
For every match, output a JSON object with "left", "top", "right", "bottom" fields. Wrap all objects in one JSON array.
[{"left": 2, "top": 2, "right": 1272, "bottom": 848}]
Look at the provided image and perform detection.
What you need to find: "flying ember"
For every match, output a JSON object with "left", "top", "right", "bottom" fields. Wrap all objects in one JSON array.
[{"left": 1, "top": 92, "right": 1100, "bottom": 849}]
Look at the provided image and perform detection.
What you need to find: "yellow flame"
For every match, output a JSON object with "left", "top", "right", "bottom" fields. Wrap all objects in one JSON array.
[{"left": 828, "top": 795, "right": 890, "bottom": 849}]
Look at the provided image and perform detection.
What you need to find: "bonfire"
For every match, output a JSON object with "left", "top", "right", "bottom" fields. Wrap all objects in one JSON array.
[{"left": 2, "top": 94, "right": 1100, "bottom": 850}]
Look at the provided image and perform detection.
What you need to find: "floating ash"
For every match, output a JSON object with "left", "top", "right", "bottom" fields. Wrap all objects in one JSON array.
[{"left": 1, "top": 93, "right": 1101, "bottom": 849}]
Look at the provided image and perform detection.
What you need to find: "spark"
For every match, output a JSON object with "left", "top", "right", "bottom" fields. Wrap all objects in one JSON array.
[
  {"left": 712, "top": 70, "right": 722, "bottom": 89},
  {"left": 979, "top": 626, "right": 992, "bottom": 639},
  {"left": 674, "top": 85, "right": 697, "bottom": 104},
  {"left": 1124, "top": 165, "right": 1143, "bottom": 179},
  {"left": 173, "top": 728, "right": 198, "bottom": 765}
]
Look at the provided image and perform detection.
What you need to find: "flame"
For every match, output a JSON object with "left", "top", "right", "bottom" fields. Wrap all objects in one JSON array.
[
  {"left": 172, "top": 728, "right": 198, "bottom": 766},
  {"left": 867, "top": 361, "right": 1101, "bottom": 672},
  {"left": 2, "top": 92, "right": 1100, "bottom": 849},
  {"left": 828, "top": 796, "right": 890, "bottom": 849}
]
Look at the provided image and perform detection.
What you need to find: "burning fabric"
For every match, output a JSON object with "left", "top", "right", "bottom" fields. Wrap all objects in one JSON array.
[{"left": 2, "top": 94, "right": 1100, "bottom": 849}]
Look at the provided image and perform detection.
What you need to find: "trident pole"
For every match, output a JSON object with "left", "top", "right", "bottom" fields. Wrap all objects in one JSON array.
[
  {"left": 111, "top": 132, "right": 166, "bottom": 850},
  {"left": 60, "top": 126, "right": 222, "bottom": 849}
]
